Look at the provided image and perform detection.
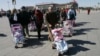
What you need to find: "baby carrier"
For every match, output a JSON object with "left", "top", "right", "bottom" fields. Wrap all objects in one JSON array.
[
  {"left": 11, "top": 24, "right": 25, "bottom": 48},
  {"left": 52, "top": 28, "right": 68, "bottom": 56},
  {"left": 63, "top": 20, "right": 73, "bottom": 37},
  {"left": 28, "top": 21, "right": 36, "bottom": 31}
]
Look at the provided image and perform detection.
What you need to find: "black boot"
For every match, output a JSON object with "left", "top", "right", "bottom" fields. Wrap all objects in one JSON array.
[{"left": 38, "top": 35, "right": 41, "bottom": 40}]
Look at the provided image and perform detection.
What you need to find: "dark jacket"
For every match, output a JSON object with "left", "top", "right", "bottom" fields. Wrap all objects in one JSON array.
[
  {"left": 61, "top": 11, "right": 67, "bottom": 21},
  {"left": 7, "top": 13, "right": 20, "bottom": 24},
  {"left": 34, "top": 10, "right": 43, "bottom": 25},
  {"left": 46, "top": 11, "right": 59, "bottom": 25},
  {"left": 67, "top": 9, "right": 76, "bottom": 20},
  {"left": 19, "top": 11, "right": 31, "bottom": 25}
]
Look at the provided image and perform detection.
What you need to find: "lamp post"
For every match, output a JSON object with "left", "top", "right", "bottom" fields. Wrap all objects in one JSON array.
[
  {"left": 12, "top": 0, "right": 16, "bottom": 9},
  {"left": 7, "top": 1, "right": 10, "bottom": 10}
]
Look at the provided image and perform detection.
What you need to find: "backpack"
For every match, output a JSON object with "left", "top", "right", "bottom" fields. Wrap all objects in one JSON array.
[{"left": 69, "top": 10, "right": 75, "bottom": 19}]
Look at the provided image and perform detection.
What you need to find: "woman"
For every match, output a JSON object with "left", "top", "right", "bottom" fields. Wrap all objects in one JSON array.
[
  {"left": 65, "top": 6, "right": 76, "bottom": 37},
  {"left": 7, "top": 9, "right": 22, "bottom": 48},
  {"left": 60, "top": 8, "right": 67, "bottom": 27},
  {"left": 34, "top": 9, "right": 43, "bottom": 40},
  {"left": 7, "top": 9, "right": 20, "bottom": 26}
]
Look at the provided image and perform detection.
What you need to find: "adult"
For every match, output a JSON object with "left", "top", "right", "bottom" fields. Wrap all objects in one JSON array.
[
  {"left": 60, "top": 8, "right": 67, "bottom": 26},
  {"left": 87, "top": 8, "right": 91, "bottom": 15},
  {"left": 33, "top": 8, "right": 44, "bottom": 39},
  {"left": 45, "top": 7, "right": 60, "bottom": 41},
  {"left": 7, "top": 9, "right": 21, "bottom": 48},
  {"left": 66, "top": 6, "right": 76, "bottom": 37},
  {"left": 46, "top": 7, "right": 59, "bottom": 29},
  {"left": 7, "top": 9, "right": 20, "bottom": 26},
  {"left": 19, "top": 6, "right": 31, "bottom": 37}
]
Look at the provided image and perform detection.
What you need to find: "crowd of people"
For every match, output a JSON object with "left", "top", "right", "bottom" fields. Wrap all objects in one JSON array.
[
  {"left": 6, "top": 5, "right": 76, "bottom": 49},
  {"left": 7, "top": 6, "right": 44, "bottom": 39},
  {"left": 5, "top": 5, "right": 77, "bottom": 56}
]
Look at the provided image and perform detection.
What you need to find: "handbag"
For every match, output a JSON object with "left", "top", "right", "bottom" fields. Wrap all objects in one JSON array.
[{"left": 28, "top": 21, "right": 36, "bottom": 31}]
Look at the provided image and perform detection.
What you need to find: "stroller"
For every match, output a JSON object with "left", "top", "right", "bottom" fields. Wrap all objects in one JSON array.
[
  {"left": 63, "top": 20, "right": 73, "bottom": 37},
  {"left": 51, "top": 27, "right": 68, "bottom": 56},
  {"left": 11, "top": 24, "right": 25, "bottom": 48}
]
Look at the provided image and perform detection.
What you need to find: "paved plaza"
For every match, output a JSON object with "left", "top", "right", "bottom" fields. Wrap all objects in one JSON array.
[{"left": 0, "top": 11, "right": 100, "bottom": 56}]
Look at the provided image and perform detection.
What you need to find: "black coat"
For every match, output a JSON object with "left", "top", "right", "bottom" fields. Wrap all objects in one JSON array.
[
  {"left": 19, "top": 11, "right": 31, "bottom": 25},
  {"left": 61, "top": 11, "right": 67, "bottom": 21},
  {"left": 7, "top": 13, "right": 20, "bottom": 24},
  {"left": 46, "top": 11, "right": 59, "bottom": 25}
]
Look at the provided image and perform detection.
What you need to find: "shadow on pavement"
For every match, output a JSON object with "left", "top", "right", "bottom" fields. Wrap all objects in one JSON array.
[
  {"left": 29, "top": 27, "right": 48, "bottom": 32},
  {"left": 24, "top": 34, "right": 48, "bottom": 48},
  {"left": 73, "top": 28, "right": 98, "bottom": 36},
  {"left": 29, "top": 34, "right": 48, "bottom": 41},
  {"left": 0, "top": 33, "right": 7, "bottom": 37},
  {"left": 64, "top": 39, "right": 96, "bottom": 56},
  {"left": 75, "top": 22, "right": 90, "bottom": 27}
]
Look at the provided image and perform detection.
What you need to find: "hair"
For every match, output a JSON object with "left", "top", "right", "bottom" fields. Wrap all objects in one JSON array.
[
  {"left": 21, "top": 6, "right": 26, "bottom": 10},
  {"left": 11, "top": 9, "right": 17, "bottom": 14}
]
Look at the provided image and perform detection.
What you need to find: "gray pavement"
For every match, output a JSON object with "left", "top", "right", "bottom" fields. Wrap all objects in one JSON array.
[{"left": 0, "top": 11, "right": 100, "bottom": 56}]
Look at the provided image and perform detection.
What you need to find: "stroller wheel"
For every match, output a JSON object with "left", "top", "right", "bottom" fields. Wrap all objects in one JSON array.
[
  {"left": 52, "top": 44, "right": 56, "bottom": 49},
  {"left": 58, "top": 52, "right": 63, "bottom": 56},
  {"left": 52, "top": 45, "right": 56, "bottom": 49},
  {"left": 15, "top": 46, "right": 18, "bottom": 49}
]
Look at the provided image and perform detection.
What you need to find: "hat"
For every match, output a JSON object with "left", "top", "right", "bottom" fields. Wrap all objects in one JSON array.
[{"left": 21, "top": 6, "right": 26, "bottom": 10}]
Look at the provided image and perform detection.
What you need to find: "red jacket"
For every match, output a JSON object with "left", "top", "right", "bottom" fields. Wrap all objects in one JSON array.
[{"left": 34, "top": 10, "right": 43, "bottom": 24}]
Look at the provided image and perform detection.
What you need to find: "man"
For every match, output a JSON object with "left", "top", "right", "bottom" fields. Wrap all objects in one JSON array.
[
  {"left": 46, "top": 7, "right": 59, "bottom": 29},
  {"left": 19, "top": 6, "right": 31, "bottom": 37},
  {"left": 45, "top": 7, "right": 60, "bottom": 41}
]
